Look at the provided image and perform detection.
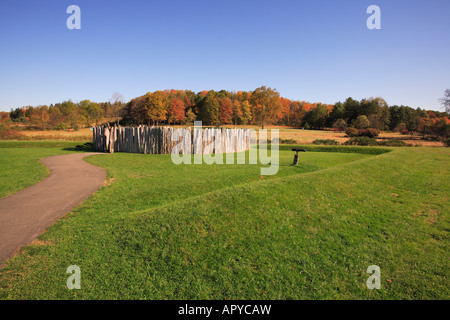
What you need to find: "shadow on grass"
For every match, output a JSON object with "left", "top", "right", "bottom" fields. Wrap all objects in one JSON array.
[{"left": 62, "top": 142, "right": 96, "bottom": 152}]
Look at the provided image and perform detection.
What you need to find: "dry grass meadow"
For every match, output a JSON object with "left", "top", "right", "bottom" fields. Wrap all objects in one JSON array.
[
  {"left": 225, "top": 126, "right": 445, "bottom": 147},
  {"left": 3, "top": 125, "right": 445, "bottom": 147}
]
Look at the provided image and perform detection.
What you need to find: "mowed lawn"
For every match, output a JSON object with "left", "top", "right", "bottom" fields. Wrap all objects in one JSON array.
[
  {"left": 0, "top": 142, "right": 448, "bottom": 299},
  {"left": 0, "top": 141, "right": 88, "bottom": 198}
]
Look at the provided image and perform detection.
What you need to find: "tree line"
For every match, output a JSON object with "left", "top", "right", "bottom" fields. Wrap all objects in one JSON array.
[
  {"left": 121, "top": 87, "right": 335, "bottom": 129},
  {"left": 4, "top": 87, "right": 450, "bottom": 140},
  {"left": 6, "top": 93, "right": 125, "bottom": 130},
  {"left": 121, "top": 87, "right": 450, "bottom": 140}
]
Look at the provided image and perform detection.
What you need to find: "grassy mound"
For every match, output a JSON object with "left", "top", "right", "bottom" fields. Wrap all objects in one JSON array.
[{"left": 0, "top": 144, "right": 448, "bottom": 299}]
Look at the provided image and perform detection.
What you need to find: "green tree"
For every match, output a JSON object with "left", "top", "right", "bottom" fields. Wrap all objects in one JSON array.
[
  {"left": 80, "top": 100, "right": 103, "bottom": 126},
  {"left": 197, "top": 90, "right": 220, "bottom": 125},
  {"left": 9, "top": 107, "right": 26, "bottom": 122},
  {"left": 327, "top": 102, "right": 345, "bottom": 127},
  {"left": 58, "top": 100, "right": 78, "bottom": 119},
  {"left": 343, "top": 97, "right": 361, "bottom": 122},
  {"left": 333, "top": 118, "right": 347, "bottom": 132},
  {"left": 353, "top": 115, "right": 371, "bottom": 129},
  {"left": 184, "top": 108, "right": 197, "bottom": 125},
  {"left": 389, "top": 105, "right": 402, "bottom": 131},
  {"left": 360, "top": 97, "right": 384, "bottom": 117},
  {"left": 379, "top": 105, "right": 390, "bottom": 131},
  {"left": 303, "top": 104, "right": 328, "bottom": 129}
]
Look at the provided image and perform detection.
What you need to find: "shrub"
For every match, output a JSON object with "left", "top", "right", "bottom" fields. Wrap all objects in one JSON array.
[
  {"left": 312, "top": 139, "right": 339, "bottom": 145},
  {"left": 346, "top": 127, "right": 379, "bottom": 138},
  {"left": 444, "top": 138, "right": 450, "bottom": 147},
  {"left": 343, "top": 136, "right": 378, "bottom": 146},
  {"left": 281, "top": 138, "right": 297, "bottom": 144},
  {"left": 400, "top": 129, "right": 409, "bottom": 135},
  {"left": 0, "top": 123, "right": 23, "bottom": 140},
  {"left": 378, "top": 139, "right": 410, "bottom": 147},
  {"left": 278, "top": 144, "right": 391, "bottom": 155},
  {"left": 55, "top": 122, "right": 69, "bottom": 130},
  {"left": 345, "top": 127, "right": 359, "bottom": 137},
  {"left": 333, "top": 119, "right": 347, "bottom": 132},
  {"left": 358, "top": 128, "right": 379, "bottom": 138}
]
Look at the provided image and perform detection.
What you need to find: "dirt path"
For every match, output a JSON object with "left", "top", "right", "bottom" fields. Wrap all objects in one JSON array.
[{"left": 0, "top": 153, "right": 106, "bottom": 266}]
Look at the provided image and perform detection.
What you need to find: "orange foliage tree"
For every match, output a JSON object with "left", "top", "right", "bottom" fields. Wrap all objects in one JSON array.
[
  {"left": 167, "top": 99, "right": 186, "bottom": 124},
  {"left": 218, "top": 97, "right": 233, "bottom": 125}
]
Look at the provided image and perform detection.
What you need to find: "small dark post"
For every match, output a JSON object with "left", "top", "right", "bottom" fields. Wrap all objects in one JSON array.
[{"left": 291, "top": 148, "right": 306, "bottom": 166}]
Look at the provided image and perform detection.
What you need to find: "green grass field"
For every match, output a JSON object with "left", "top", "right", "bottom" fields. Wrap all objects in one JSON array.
[
  {"left": 0, "top": 141, "right": 448, "bottom": 299},
  {"left": 0, "top": 141, "right": 87, "bottom": 198}
]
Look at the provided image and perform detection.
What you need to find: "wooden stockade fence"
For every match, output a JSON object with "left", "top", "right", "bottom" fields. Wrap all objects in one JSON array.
[{"left": 92, "top": 126, "right": 252, "bottom": 155}]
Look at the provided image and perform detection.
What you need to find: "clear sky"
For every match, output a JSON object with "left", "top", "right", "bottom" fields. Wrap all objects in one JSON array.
[{"left": 0, "top": 0, "right": 449, "bottom": 112}]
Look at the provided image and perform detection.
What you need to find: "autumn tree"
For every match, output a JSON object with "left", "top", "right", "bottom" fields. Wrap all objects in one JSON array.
[
  {"left": 0, "top": 111, "right": 9, "bottom": 122},
  {"left": 10, "top": 88, "right": 450, "bottom": 137},
  {"left": 239, "top": 100, "right": 252, "bottom": 124},
  {"left": 184, "top": 108, "right": 197, "bottom": 124},
  {"left": 250, "top": 86, "right": 282, "bottom": 129},
  {"left": 279, "top": 97, "right": 291, "bottom": 124},
  {"left": 48, "top": 106, "right": 63, "bottom": 128},
  {"left": 167, "top": 98, "right": 186, "bottom": 124},
  {"left": 231, "top": 100, "right": 242, "bottom": 125},
  {"left": 26, "top": 105, "right": 50, "bottom": 129},
  {"left": 184, "top": 90, "right": 197, "bottom": 108},
  {"left": 288, "top": 101, "right": 303, "bottom": 127},
  {"left": 218, "top": 97, "right": 233, "bottom": 125},
  {"left": 145, "top": 91, "right": 168, "bottom": 125},
  {"left": 123, "top": 96, "right": 148, "bottom": 124}
]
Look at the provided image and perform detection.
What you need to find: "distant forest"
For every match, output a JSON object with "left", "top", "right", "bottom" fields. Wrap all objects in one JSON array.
[{"left": 2, "top": 86, "right": 449, "bottom": 140}]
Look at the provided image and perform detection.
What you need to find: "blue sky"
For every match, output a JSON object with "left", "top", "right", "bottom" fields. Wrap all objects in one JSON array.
[{"left": 0, "top": 0, "right": 449, "bottom": 111}]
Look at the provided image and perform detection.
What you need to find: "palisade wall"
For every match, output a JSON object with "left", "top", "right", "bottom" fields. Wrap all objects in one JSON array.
[{"left": 92, "top": 126, "right": 252, "bottom": 154}]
